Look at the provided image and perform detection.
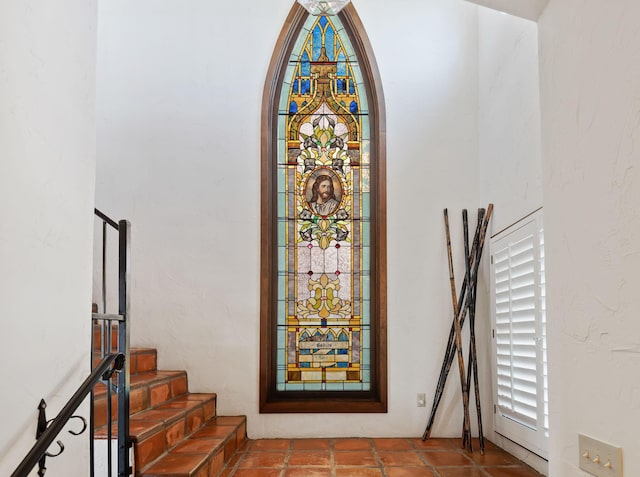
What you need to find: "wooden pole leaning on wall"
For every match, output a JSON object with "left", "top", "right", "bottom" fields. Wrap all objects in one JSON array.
[
  {"left": 422, "top": 204, "right": 493, "bottom": 453},
  {"left": 443, "top": 209, "right": 472, "bottom": 450},
  {"left": 422, "top": 209, "right": 484, "bottom": 443}
]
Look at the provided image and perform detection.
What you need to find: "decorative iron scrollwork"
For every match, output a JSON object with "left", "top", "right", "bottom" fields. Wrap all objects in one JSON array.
[{"left": 36, "top": 399, "right": 88, "bottom": 477}]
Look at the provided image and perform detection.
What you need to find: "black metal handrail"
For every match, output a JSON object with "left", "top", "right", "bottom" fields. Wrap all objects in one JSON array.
[
  {"left": 11, "top": 354, "right": 125, "bottom": 477},
  {"left": 92, "top": 209, "right": 131, "bottom": 477},
  {"left": 95, "top": 208, "right": 119, "bottom": 230}
]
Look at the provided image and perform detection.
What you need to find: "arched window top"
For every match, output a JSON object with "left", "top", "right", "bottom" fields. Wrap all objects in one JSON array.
[{"left": 261, "top": 4, "right": 386, "bottom": 414}]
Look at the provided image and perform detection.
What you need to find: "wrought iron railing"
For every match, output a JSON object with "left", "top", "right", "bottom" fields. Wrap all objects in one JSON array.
[
  {"left": 10, "top": 209, "right": 131, "bottom": 477},
  {"left": 10, "top": 354, "right": 125, "bottom": 477},
  {"left": 91, "top": 209, "right": 131, "bottom": 477}
]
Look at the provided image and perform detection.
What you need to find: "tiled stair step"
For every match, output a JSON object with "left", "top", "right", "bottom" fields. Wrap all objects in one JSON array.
[
  {"left": 94, "top": 369, "right": 188, "bottom": 428},
  {"left": 95, "top": 393, "right": 219, "bottom": 472},
  {"left": 92, "top": 322, "right": 120, "bottom": 352},
  {"left": 139, "top": 415, "right": 247, "bottom": 477},
  {"left": 93, "top": 347, "right": 157, "bottom": 375}
]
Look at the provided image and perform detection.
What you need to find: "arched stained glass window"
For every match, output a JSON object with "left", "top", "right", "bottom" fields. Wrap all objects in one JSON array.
[{"left": 261, "top": 3, "right": 386, "bottom": 413}]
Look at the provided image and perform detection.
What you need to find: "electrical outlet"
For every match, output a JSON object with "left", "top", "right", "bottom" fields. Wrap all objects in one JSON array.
[
  {"left": 417, "top": 393, "right": 426, "bottom": 407},
  {"left": 578, "top": 434, "right": 622, "bottom": 477}
]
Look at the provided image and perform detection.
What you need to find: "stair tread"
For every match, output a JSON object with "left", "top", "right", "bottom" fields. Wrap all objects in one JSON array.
[
  {"left": 139, "top": 416, "right": 246, "bottom": 477},
  {"left": 94, "top": 370, "right": 186, "bottom": 397},
  {"left": 95, "top": 393, "right": 217, "bottom": 442}
]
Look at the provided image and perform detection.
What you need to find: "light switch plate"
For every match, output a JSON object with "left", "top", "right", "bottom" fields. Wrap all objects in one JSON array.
[{"left": 578, "top": 434, "right": 622, "bottom": 477}]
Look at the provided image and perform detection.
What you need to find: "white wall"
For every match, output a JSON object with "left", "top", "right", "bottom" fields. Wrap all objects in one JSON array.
[
  {"left": 0, "top": 1, "right": 98, "bottom": 475},
  {"left": 96, "top": 0, "right": 480, "bottom": 438},
  {"left": 539, "top": 1, "right": 640, "bottom": 475},
  {"left": 477, "top": 8, "right": 545, "bottom": 472},
  {"left": 478, "top": 9, "right": 543, "bottom": 233}
]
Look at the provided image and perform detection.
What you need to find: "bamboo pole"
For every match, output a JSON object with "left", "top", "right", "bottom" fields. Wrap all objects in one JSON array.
[
  {"left": 423, "top": 204, "right": 493, "bottom": 441},
  {"left": 444, "top": 209, "right": 472, "bottom": 450}
]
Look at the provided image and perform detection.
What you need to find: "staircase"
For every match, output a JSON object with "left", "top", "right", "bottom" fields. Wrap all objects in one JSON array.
[{"left": 93, "top": 339, "right": 246, "bottom": 476}]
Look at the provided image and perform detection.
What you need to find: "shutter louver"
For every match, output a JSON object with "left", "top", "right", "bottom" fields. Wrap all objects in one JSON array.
[{"left": 490, "top": 211, "right": 548, "bottom": 457}]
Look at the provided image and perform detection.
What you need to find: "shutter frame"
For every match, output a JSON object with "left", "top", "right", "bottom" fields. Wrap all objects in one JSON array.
[{"left": 490, "top": 210, "right": 548, "bottom": 458}]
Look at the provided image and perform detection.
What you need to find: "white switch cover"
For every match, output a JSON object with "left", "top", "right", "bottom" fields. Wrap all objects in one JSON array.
[{"left": 578, "top": 434, "right": 622, "bottom": 477}]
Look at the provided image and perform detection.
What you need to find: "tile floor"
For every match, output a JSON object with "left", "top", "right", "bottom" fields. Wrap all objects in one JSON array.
[{"left": 218, "top": 438, "right": 544, "bottom": 477}]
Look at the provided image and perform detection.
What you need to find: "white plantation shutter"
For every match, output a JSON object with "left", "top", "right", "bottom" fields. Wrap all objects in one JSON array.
[{"left": 490, "top": 210, "right": 548, "bottom": 458}]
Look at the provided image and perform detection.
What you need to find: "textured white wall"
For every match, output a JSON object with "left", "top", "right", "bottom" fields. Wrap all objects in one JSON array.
[
  {"left": 539, "top": 1, "right": 640, "bottom": 475},
  {"left": 96, "top": 0, "right": 480, "bottom": 438},
  {"left": 0, "top": 1, "right": 98, "bottom": 475},
  {"left": 477, "top": 8, "right": 546, "bottom": 473}
]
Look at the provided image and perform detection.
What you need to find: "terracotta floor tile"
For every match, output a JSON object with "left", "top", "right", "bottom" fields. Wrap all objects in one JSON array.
[
  {"left": 291, "top": 438, "right": 332, "bottom": 450},
  {"left": 467, "top": 450, "right": 519, "bottom": 466},
  {"left": 251, "top": 439, "right": 291, "bottom": 451},
  {"left": 471, "top": 438, "right": 501, "bottom": 452},
  {"left": 218, "top": 468, "right": 233, "bottom": 477},
  {"left": 172, "top": 437, "right": 223, "bottom": 454},
  {"left": 334, "top": 450, "right": 378, "bottom": 466},
  {"left": 410, "top": 438, "right": 456, "bottom": 451},
  {"left": 334, "top": 438, "right": 372, "bottom": 451},
  {"left": 372, "top": 438, "right": 414, "bottom": 451},
  {"left": 226, "top": 438, "right": 541, "bottom": 477},
  {"left": 239, "top": 451, "right": 287, "bottom": 468},
  {"left": 231, "top": 469, "right": 284, "bottom": 477},
  {"left": 191, "top": 423, "right": 236, "bottom": 439},
  {"left": 226, "top": 449, "right": 246, "bottom": 468},
  {"left": 421, "top": 451, "right": 474, "bottom": 466},
  {"left": 484, "top": 466, "right": 544, "bottom": 477},
  {"left": 143, "top": 453, "right": 208, "bottom": 473},
  {"left": 284, "top": 468, "right": 332, "bottom": 477},
  {"left": 436, "top": 468, "right": 488, "bottom": 477},
  {"left": 287, "top": 450, "right": 331, "bottom": 466},
  {"left": 385, "top": 468, "right": 437, "bottom": 477},
  {"left": 377, "top": 451, "right": 425, "bottom": 467},
  {"left": 335, "top": 468, "right": 384, "bottom": 477}
]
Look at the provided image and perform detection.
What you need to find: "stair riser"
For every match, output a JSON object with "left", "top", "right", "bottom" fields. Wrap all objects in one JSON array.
[
  {"left": 94, "top": 373, "right": 188, "bottom": 427},
  {"left": 133, "top": 398, "right": 217, "bottom": 470},
  {"left": 139, "top": 418, "right": 246, "bottom": 477}
]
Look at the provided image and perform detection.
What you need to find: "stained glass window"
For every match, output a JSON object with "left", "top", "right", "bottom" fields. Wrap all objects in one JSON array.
[
  {"left": 276, "top": 13, "right": 370, "bottom": 392},
  {"left": 261, "top": 4, "right": 385, "bottom": 413}
]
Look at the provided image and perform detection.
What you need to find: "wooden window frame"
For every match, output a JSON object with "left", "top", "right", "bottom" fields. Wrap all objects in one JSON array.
[{"left": 259, "top": 3, "right": 387, "bottom": 413}]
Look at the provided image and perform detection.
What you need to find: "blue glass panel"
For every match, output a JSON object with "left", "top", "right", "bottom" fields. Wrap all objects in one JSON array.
[
  {"left": 325, "top": 25, "right": 335, "bottom": 60},
  {"left": 319, "top": 15, "right": 328, "bottom": 28},
  {"left": 337, "top": 52, "right": 347, "bottom": 75},
  {"left": 362, "top": 299, "right": 370, "bottom": 326},
  {"left": 312, "top": 25, "right": 322, "bottom": 60},
  {"left": 336, "top": 79, "right": 344, "bottom": 93},
  {"left": 301, "top": 51, "right": 311, "bottom": 76},
  {"left": 293, "top": 79, "right": 299, "bottom": 94},
  {"left": 301, "top": 80, "right": 310, "bottom": 95},
  {"left": 300, "top": 362, "right": 311, "bottom": 368},
  {"left": 337, "top": 362, "right": 348, "bottom": 368},
  {"left": 350, "top": 101, "right": 358, "bottom": 114},
  {"left": 349, "top": 82, "right": 355, "bottom": 94},
  {"left": 277, "top": 300, "right": 286, "bottom": 325},
  {"left": 277, "top": 193, "right": 286, "bottom": 220},
  {"left": 289, "top": 101, "right": 298, "bottom": 114},
  {"left": 363, "top": 370, "right": 371, "bottom": 383},
  {"left": 363, "top": 246, "right": 370, "bottom": 275}
]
